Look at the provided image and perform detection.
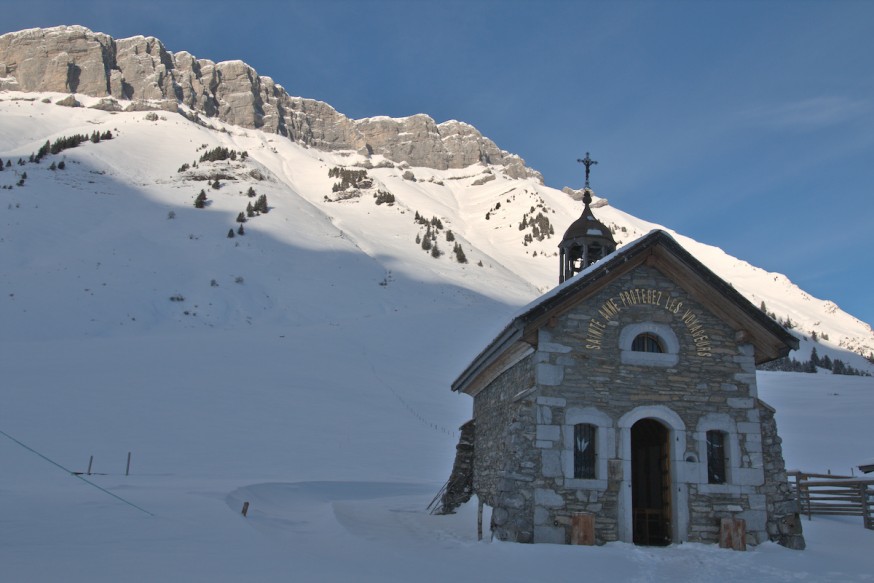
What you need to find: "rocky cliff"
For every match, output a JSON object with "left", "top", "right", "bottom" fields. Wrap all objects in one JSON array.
[{"left": 0, "top": 25, "right": 538, "bottom": 179}]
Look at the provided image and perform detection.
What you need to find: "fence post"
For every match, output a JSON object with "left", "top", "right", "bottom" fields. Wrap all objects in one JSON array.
[
  {"left": 860, "top": 483, "right": 872, "bottom": 530},
  {"left": 477, "top": 499, "right": 484, "bottom": 541},
  {"left": 799, "top": 474, "right": 813, "bottom": 520},
  {"left": 790, "top": 472, "right": 803, "bottom": 516}
]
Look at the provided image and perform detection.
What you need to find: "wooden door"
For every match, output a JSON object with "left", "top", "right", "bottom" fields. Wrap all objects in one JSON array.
[{"left": 631, "top": 418, "right": 672, "bottom": 546}]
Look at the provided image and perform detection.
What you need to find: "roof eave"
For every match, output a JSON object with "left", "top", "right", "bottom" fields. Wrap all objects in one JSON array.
[{"left": 451, "top": 320, "right": 525, "bottom": 394}]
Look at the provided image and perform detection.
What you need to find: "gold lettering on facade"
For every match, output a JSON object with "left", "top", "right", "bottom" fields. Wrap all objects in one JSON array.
[
  {"left": 598, "top": 298, "right": 621, "bottom": 320},
  {"left": 584, "top": 287, "right": 712, "bottom": 358},
  {"left": 585, "top": 318, "right": 607, "bottom": 350}
]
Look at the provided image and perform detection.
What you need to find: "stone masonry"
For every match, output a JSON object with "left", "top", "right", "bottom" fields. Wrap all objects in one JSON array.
[{"left": 470, "top": 264, "right": 803, "bottom": 547}]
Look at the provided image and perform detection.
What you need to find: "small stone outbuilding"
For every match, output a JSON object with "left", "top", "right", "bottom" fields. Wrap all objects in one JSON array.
[{"left": 446, "top": 220, "right": 805, "bottom": 549}]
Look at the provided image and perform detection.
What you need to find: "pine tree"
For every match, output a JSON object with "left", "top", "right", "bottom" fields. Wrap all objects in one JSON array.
[
  {"left": 821, "top": 354, "right": 832, "bottom": 370},
  {"left": 236, "top": 212, "right": 246, "bottom": 223},
  {"left": 58, "top": 161, "right": 65, "bottom": 170},
  {"left": 246, "top": 202, "right": 255, "bottom": 218},
  {"left": 0, "top": 158, "right": 4, "bottom": 171},
  {"left": 227, "top": 229, "right": 235, "bottom": 238},
  {"left": 247, "top": 187, "right": 256, "bottom": 198},
  {"left": 237, "top": 224, "right": 245, "bottom": 236},
  {"left": 810, "top": 346, "right": 820, "bottom": 368},
  {"left": 212, "top": 179, "right": 220, "bottom": 190},
  {"left": 36, "top": 141, "right": 50, "bottom": 162},
  {"left": 195, "top": 190, "right": 207, "bottom": 209}
]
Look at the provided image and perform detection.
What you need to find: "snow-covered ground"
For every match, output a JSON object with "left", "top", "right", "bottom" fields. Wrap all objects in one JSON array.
[
  {"left": 1, "top": 94, "right": 872, "bottom": 581},
  {"left": 2, "top": 329, "right": 872, "bottom": 582}
]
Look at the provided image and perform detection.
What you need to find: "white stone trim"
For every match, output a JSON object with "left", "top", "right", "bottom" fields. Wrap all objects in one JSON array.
[
  {"left": 619, "top": 322, "right": 680, "bottom": 367},
  {"left": 617, "top": 405, "right": 689, "bottom": 544},
  {"left": 561, "top": 407, "right": 613, "bottom": 490},
  {"left": 694, "top": 413, "right": 741, "bottom": 492}
]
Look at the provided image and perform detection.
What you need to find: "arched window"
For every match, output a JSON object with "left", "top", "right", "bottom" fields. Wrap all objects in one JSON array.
[
  {"left": 574, "top": 423, "right": 597, "bottom": 479},
  {"left": 632, "top": 332, "right": 664, "bottom": 353},
  {"left": 620, "top": 323, "right": 678, "bottom": 367}
]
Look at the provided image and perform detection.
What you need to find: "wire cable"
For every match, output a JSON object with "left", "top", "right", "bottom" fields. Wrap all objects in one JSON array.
[{"left": 0, "top": 428, "right": 154, "bottom": 517}]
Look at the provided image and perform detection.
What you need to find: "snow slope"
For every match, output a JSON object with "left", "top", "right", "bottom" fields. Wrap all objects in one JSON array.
[{"left": 1, "top": 93, "right": 872, "bottom": 582}]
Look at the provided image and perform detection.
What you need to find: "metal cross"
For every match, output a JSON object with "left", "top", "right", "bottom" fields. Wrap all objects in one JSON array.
[{"left": 577, "top": 152, "right": 598, "bottom": 189}]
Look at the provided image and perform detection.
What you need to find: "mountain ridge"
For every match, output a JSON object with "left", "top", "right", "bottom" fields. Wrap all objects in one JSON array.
[{"left": 0, "top": 25, "right": 538, "bottom": 180}]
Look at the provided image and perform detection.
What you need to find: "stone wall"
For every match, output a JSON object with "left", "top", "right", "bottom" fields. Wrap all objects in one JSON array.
[
  {"left": 472, "top": 354, "right": 536, "bottom": 542},
  {"left": 759, "top": 401, "right": 806, "bottom": 549}
]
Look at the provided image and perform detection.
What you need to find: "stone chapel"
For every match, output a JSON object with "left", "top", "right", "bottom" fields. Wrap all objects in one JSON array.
[{"left": 439, "top": 160, "right": 805, "bottom": 550}]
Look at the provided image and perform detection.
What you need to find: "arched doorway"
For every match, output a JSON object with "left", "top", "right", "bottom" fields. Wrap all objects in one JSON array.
[{"left": 631, "top": 418, "right": 672, "bottom": 546}]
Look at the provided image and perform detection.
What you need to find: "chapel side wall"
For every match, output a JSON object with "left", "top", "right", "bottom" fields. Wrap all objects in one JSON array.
[
  {"left": 472, "top": 354, "right": 537, "bottom": 543},
  {"left": 759, "top": 400, "right": 805, "bottom": 549},
  {"left": 530, "top": 265, "right": 781, "bottom": 546}
]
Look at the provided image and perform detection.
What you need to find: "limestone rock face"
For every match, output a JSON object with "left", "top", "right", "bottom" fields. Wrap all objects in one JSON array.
[
  {"left": 0, "top": 26, "right": 113, "bottom": 94},
  {"left": 355, "top": 116, "right": 503, "bottom": 171},
  {"left": 112, "top": 35, "right": 177, "bottom": 101},
  {"left": 0, "top": 26, "right": 540, "bottom": 179}
]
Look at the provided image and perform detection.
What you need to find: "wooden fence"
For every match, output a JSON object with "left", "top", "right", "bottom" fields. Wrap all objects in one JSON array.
[{"left": 787, "top": 471, "right": 873, "bottom": 530}]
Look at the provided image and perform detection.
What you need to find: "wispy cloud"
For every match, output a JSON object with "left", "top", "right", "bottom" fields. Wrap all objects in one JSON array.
[{"left": 739, "top": 96, "right": 871, "bottom": 131}]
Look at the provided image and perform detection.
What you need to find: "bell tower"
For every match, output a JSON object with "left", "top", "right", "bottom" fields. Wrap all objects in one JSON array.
[{"left": 558, "top": 153, "right": 617, "bottom": 283}]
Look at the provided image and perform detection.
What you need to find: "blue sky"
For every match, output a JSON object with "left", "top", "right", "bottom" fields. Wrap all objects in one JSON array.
[{"left": 4, "top": 0, "right": 874, "bottom": 327}]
